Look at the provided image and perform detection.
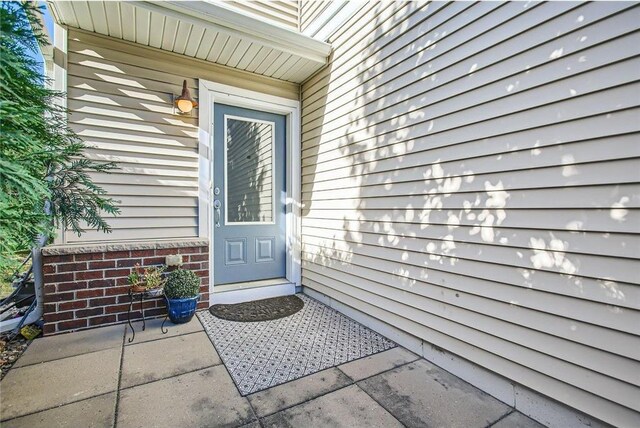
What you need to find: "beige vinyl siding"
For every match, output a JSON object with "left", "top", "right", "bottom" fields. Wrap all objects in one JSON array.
[
  {"left": 300, "top": 2, "right": 640, "bottom": 426},
  {"left": 300, "top": 1, "right": 332, "bottom": 33},
  {"left": 65, "top": 29, "right": 298, "bottom": 243},
  {"left": 218, "top": 0, "right": 300, "bottom": 31}
]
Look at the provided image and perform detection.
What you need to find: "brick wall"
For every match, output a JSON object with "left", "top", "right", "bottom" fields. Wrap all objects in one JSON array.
[{"left": 41, "top": 240, "right": 209, "bottom": 335}]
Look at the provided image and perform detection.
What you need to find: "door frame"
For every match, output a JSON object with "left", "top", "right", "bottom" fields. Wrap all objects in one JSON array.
[{"left": 197, "top": 79, "right": 302, "bottom": 298}]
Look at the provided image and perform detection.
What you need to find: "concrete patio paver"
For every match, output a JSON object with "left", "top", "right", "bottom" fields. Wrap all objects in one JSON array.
[
  {"left": 338, "top": 347, "right": 419, "bottom": 382},
  {"left": 121, "top": 331, "right": 221, "bottom": 388},
  {"left": 491, "top": 410, "right": 546, "bottom": 428},
  {"left": 0, "top": 347, "right": 121, "bottom": 420},
  {"left": 124, "top": 317, "right": 203, "bottom": 345},
  {"left": 261, "top": 384, "right": 403, "bottom": 428},
  {"left": 247, "top": 367, "right": 352, "bottom": 417},
  {"left": 358, "top": 359, "right": 511, "bottom": 428},
  {"left": 1, "top": 318, "right": 551, "bottom": 428},
  {"left": 1, "top": 392, "right": 116, "bottom": 428},
  {"left": 117, "top": 365, "right": 256, "bottom": 428},
  {"left": 239, "top": 422, "right": 261, "bottom": 428},
  {"left": 13, "top": 324, "right": 124, "bottom": 367}
]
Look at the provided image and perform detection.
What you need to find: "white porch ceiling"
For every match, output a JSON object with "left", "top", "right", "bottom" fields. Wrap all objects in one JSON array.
[{"left": 48, "top": 1, "right": 331, "bottom": 83}]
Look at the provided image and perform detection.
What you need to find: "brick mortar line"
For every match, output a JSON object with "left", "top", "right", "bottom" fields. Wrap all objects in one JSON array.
[{"left": 252, "top": 355, "right": 420, "bottom": 421}]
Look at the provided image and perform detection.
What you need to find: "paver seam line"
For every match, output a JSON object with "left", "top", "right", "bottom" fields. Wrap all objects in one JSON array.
[
  {"left": 399, "top": 349, "right": 519, "bottom": 423},
  {"left": 113, "top": 324, "right": 127, "bottom": 428},
  {"left": 246, "top": 396, "right": 264, "bottom": 428},
  {"left": 343, "top": 357, "right": 417, "bottom": 385},
  {"left": 0, "top": 337, "right": 125, "bottom": 424},
  {"left": 250, "top": 358, "right": 419, "bottom": 420},
  {"left": 223, "top": 337, "right": 406, "bottom": 398},
  {"left": 485, "top": 408, "right": 517, "bottom": 428},
  {"left": 255, "top": 382, "right": 408, "bottom": 428},
  {"left": 199, "top": 295, "right": 400, "bottom": 396},
  {"left": 354, "top": 358, "right": 517, "bottom": 428},
  {"left": 197, "top": 315, "right": 262, "bottom": 426},
  {"left": 12, "top": 339, "right": 125, "bottom": 369},
  {"left": 0, "top": 390, "right": 115, "bottom": 423},
  {"left": 353, "top": 383, "right": 409, "bottom": 428},
  {"left": 7, "top": 325, "right": 203, "bottom": 373},
  {"left": 124, "top": 328, "right": 203, "bottom": 347},
  {"left": 117, "top": 363, "right": 223, "bottom": 391}
]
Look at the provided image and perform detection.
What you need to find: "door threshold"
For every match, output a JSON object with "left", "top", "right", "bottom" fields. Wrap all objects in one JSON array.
[
  {"left": 213, "top": 278, "right": 289, "bottom": 293},
  {"left": 211, "top": 278, "right": 295, "bottom": 305}
]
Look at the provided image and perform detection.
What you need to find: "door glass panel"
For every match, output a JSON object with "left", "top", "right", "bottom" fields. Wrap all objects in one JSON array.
[{"left": 225, "top": 116, "right": 274, "bottom": 223}]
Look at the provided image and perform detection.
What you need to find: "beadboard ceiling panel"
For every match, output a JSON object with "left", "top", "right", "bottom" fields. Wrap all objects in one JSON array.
[{"left": 49, "top": 1, "right": 330, "bottom": 83}]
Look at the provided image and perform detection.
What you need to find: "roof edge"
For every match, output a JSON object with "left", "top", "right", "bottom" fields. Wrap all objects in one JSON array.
[{"left": 140, "top": 1, "right": 332, "bottom": 64}]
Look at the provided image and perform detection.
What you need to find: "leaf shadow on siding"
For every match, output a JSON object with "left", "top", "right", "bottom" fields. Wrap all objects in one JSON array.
[
  {"left": 65, "top": 37, "right": 201, "bottom": 241},
  {"left": 300, "top": 0, "right": 637, "bottom": 346}
]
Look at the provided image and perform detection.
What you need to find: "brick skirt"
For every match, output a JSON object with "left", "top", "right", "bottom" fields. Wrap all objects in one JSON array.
[{"left": 41, "top": 239, "right": 209, "bottom": 335}]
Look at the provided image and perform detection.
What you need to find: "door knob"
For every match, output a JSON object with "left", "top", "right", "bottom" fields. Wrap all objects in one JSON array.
[{"left": 213, "top": 199, "right": 221, "bottom": 227}]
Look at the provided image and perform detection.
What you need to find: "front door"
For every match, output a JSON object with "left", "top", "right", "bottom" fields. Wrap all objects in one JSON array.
[{"left": 213, "top": 103, "right": 286, "bottom": 285}]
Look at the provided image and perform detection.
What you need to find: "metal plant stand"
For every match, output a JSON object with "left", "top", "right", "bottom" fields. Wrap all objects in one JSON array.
[{"left": 126, "top": 289, "right": 169, "bottom": 343}]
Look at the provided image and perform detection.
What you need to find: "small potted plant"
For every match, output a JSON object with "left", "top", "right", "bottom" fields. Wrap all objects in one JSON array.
[
  {"left": 142, "top": 265, "right": 166, "bottom": 297},
  {"left": 127, "top": 264, "right": 146, "bottom": 293},
  {"left": 164, "top": 268, "right": 200, "bottom": 324},
  {"left": 127, "top": 264, "right": 166, "bottom": 296}
]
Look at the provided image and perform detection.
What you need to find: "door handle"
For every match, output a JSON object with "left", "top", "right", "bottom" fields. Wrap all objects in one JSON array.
[{"left": 214, "top": 199, "right": 221, "bottom": 228}]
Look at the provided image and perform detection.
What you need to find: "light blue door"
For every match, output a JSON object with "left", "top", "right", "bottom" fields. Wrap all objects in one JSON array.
[{"left": 213, "top": 104, "right": 286, "bottom": 285}]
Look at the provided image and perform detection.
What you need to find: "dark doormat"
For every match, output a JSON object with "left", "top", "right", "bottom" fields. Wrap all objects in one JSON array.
[{"left": 209, "top": 295, "right": 304, "bottom": 322}]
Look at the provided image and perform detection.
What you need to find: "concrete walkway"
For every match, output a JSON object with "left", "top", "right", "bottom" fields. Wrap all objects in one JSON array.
[{"left": 0, "top": 317, "right": 543, "bottom": 427}]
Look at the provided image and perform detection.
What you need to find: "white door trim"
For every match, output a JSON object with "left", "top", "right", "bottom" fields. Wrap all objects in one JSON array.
[{"left": 198, "top": 80, "right": 301, "bottom": 302}]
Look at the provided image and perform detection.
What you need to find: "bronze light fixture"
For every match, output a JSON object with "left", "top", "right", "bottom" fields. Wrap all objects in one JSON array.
[{"left": 174, "top": 79, "right": 198, "bottom": 114}]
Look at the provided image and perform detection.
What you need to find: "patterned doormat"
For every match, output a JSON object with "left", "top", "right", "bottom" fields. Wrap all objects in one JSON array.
[
  {"left": 209, "top": 295, "right": 304, "bottom": 322},
  {"left": 197, "top": 294, "right": 396, "bottom": 395}
]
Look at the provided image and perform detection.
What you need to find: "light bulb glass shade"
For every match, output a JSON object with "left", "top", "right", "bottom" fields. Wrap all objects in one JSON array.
[
  {"left": 176, "top": 98, "right": 193, "bottom": 113},
  {"left": 174, "top": 79, "right": 197, "bottom": 114}
]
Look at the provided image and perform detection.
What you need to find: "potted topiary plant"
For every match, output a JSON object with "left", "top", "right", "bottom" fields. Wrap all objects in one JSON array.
[{"left": 164, "top": 268, "right": 200, "bottom": 323}]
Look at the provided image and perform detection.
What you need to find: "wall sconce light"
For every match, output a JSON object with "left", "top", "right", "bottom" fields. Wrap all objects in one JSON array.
[{"left": 174, "top": 80, "right": 198, "bottom": 114}]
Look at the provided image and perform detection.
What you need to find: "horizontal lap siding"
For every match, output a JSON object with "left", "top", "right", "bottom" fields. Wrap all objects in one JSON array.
[
  {"left": 300, "top": 2, "right": 640, "bottom": 426},
  {"left": 65, "top": 28, "right": 298, "bottom": 243},
  {"left": 224, "top": 0, "right": 299, "bottom": 31},
  {"left": 300, "top": 1, "right": 332, "bottom": 33},
  {"left": 66, "top": 31, "right": 199, "bottom": 242}
]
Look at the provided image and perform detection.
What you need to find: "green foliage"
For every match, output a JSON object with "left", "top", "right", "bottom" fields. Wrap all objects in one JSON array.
[
  {"left": 164, "top": 269, "right": 200, "bottom": 299},
  {"left": 127, "top": 264, "right": 166, "bottom": 289},
  {"left": 0, "top": 2, "right": 120, "bottom": 271},
  {"left": 143, "top": 265, "right": 166, "bottom": 289},
  {"left": 127, "top": 268, "right": 143, "bottom": 287}
]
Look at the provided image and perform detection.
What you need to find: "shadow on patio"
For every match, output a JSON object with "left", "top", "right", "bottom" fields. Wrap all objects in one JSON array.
[{"left": 0, "top": 301, "right": 544, "bottom": 428}]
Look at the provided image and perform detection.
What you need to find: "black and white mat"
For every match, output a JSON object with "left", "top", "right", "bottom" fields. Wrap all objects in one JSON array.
[{"left": 197, "top": 294, "right": 396, "bottom": 395}]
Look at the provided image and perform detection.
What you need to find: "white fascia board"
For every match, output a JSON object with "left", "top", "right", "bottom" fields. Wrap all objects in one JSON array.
[{"left": 138, "top": 1, "right": 331, "bottom": 64}]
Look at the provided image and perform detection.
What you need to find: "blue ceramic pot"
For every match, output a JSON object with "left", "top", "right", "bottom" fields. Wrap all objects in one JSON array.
[{"left": 166, "top": 294, "right": 200, "bottom": 324}]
